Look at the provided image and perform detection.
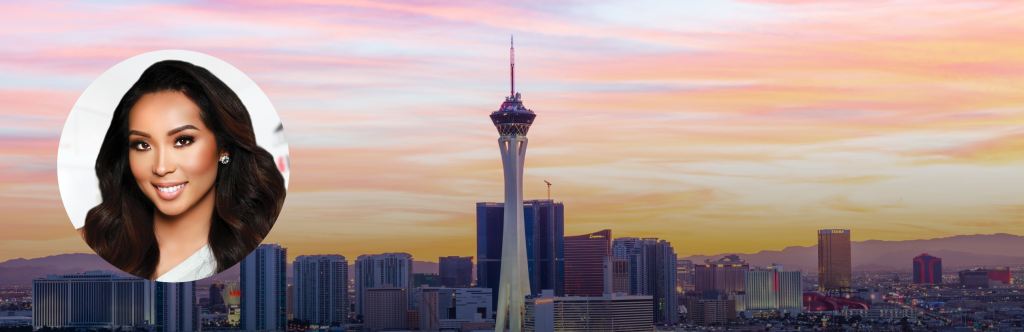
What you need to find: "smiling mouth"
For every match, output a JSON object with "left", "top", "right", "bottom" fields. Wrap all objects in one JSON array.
[{"left": 153, "top": 182, "right": 188, "bottom": 200}]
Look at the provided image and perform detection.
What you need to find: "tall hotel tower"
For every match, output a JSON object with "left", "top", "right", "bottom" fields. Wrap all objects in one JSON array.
[
  {"left": 491, "top": 37, "right": 536, "bottom": 332},
  {"left": 817, "top": 229, "right": 852, "bottom": 293}
]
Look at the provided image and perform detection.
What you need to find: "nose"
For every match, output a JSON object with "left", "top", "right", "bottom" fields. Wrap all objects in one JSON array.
[{"left": 153, "top": 146, "right": 176, "bottom": 176}]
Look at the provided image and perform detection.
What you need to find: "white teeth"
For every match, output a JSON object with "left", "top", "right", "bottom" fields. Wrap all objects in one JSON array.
[{"left": 157, "top": 184, "right": 185, "bottom": 193}]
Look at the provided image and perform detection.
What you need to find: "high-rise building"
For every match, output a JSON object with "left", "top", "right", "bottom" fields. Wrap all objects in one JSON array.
[
  {"left": 477, "top": 199, "right": 565, "bottom": 311},
  {"left": 677, "top": 259, "right": 694, "bottom": 286},
  {"left": 286, "top": 284, "right": 293, "bottom": 321},
  {"left": 293, "top": 254, "right": 349, "bottom": 326},
  {"left": 413, "top": 273, "right": 441, "bottom": 288},
  {"left": 240, "top": 243, "right": 287, "bottom": 331},
  {"left": 364, "top": 284, "right": 408, "bottom": 332},
  {"left": 694, "top": 255, "right": 749, "bottom": 293},
  {"left": 603, "top": 256, "right": 629, "bottom": 295},
  {"left": 439, "top": 256, "right": 473, "bottom": 288},
  {"left": 32, "top": 271, "right": 153, "bottom": 330},
  {"left": 209, "top": 282, "right": 225, "bottom": 311},
  {"left": 912, "top": 253, "right": 942, "bottom": 284},
  {"left": 611, "top": 237, "right": 678, "bottom": 324},
  {"left": 818, "top": 229, "right": 852, "bottom": 292},
  {"left": 564, "top": 229, "right": 612, "bottom": 296},
  {"left": 354, "top": 253, "right": 413, "bottom": 318},
  {"left": 525, "top": 290, "right": 653, "bottom": 332},
  {"left": 154, "top": 281, "right": 199, "bottom": 332},
  {"left": 744, "top": 264, "right": 802, "bottom": 314}
]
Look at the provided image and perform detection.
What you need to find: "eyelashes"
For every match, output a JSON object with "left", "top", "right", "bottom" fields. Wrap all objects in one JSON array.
[
  {"left": 174, "top": 135, "right": 195, "bottom": 147},
  {"left": 129, "top": 135, "right": 195, "bottom": 151}
]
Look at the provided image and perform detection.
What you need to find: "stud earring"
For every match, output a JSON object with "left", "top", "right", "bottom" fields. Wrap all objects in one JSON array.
[{"left": 220, "top": 155, "right": 230, "bottom": 165}]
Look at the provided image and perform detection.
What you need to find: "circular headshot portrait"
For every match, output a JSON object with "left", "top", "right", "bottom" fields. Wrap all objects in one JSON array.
[{"left": 57, "top": 50, "right": 290, "bottom": 282}]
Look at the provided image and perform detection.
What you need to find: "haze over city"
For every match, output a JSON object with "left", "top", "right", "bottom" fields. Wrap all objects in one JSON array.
[{"left": 2, "top": 0, "right": 1024, "bottom": 264}]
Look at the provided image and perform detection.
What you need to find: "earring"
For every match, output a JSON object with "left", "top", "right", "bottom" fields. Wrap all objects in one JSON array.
[{"left": 220, "top": 155, "right": 230, "bottom": 165}]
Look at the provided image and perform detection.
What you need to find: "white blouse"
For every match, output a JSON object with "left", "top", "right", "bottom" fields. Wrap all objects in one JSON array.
[{"left": 155, "top": 243, "right": 217, "bottom": 282}]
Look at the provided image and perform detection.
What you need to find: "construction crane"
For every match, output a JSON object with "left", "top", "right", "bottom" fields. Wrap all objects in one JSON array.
[{"left": 544, "top": 180, "right": 552, "bottom": 199}]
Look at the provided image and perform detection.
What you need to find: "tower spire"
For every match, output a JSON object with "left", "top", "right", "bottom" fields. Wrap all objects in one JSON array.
[{"left": 510, "top": 35, "right": 515, "bottom": 97}]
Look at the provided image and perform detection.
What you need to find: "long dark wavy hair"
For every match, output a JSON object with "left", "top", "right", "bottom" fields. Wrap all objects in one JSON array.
[{"left": 83, "top": 60, "right": 286, "bottom": 279}]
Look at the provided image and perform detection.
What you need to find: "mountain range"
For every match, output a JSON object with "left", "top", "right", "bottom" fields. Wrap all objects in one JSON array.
[
  {"left": 2, "top": 233, "right": 1020, "bottom": 286},
  {"left": 678, "top": 233, "right": 1024, "bottom": 271}
]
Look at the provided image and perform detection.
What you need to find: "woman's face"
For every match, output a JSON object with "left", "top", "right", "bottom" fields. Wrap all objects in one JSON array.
[{"left": 128, "top": 91, "right": 222, "bottom": 216}]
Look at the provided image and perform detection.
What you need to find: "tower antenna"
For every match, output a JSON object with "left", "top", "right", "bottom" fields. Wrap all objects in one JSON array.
[
  {"left": 544, "top": 180, "right": 551, "bottom": 199},
  {"left": 510, "top": 35, "right": 515, "bottom": 97}
]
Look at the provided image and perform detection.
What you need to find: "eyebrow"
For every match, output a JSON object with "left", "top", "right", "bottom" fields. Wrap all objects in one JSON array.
[
  {"left": 127, "top": 125, "right": 199, "bottom": 138},
  {"left": 168, "top": 125, "right": 200, "bottom": 135}
]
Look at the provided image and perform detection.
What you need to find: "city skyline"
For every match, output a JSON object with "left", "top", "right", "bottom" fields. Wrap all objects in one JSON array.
[{"left": 3, "top": 1, "right": 1024, "bottom": 266}]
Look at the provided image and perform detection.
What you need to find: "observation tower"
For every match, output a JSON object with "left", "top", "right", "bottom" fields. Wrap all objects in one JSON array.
[{"left": 490, "top": 36, "right": 535, "bottom": 332}]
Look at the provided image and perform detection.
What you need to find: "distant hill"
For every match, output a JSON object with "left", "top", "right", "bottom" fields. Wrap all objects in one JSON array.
[
  {"left": 678, "top": 233, "right": 1024, "bottom": 271},
  {"left": 0, "top": 253, "right": 451, "bottom": 287}
]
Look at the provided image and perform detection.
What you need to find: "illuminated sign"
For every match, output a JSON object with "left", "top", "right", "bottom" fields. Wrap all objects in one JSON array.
[
  {"left": 230, "top": 290, "right": 241, "bottom": 297},
  {"left": 535, "top": 298, "right": 554, "bottom": 305},
  {"left": 589, "top": 234, "right": 604, "bottom": 239}
]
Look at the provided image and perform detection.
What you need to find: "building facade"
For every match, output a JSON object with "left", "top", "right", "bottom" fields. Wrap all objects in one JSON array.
[
  {"left": 293, "top": 254, "right": 349, "bottom": 326},
  {"left": 564, "top": 229, "right": 612, "bottom": 297},
  {"left": 416, "top": 287, "right": 494, "bottom": 330},
  {"left": 677, "top": 259, "right": 694, "bottom": 287},
  {"left": 611, "top": 237, "right": 678, "bottom": 324},
  {"left": 477, "top": 199, "right": 565, "bottom": 311},
  {"left": 364, "top": 285, "right": 408, "bottom": 332},
  {"left": 524, "top": 290, "right": 653, "bottom": 332},
  {"left": 912, "top": 253, "right": 942, "bottom": 284},
  {"left": 744, "top": 264, "right": 802, "bottom": 314},
  {"left": 240, "top": 243, "right": 288, "bottom": 331},
  {"left": 354, "top": 252, "right": 413, "bottom": 318},
  {"left": 604, "top": 256, "right": 629, "bottom": 295},
  {"left": 818, "top": 229, "right": 852, "bottom": 292},
  {"left": 694, "top": 254, "right": 749, "bottom": 293},
  {"left": 413, "top": 273, "right": 441, "bottom": 288},
  {"left": 32, "top": 271, "right": 153, "bottom": 330},
  {"left": 439, "top": 256, "right": 474, "bottom": 288},
  {"left": 154, "top": 281, "right": 198, "bottom": 332}
]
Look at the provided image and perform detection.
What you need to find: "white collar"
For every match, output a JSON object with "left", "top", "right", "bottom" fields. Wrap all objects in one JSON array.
[{"left": 155, "top": 243, "right": 217, "bottom": 282}]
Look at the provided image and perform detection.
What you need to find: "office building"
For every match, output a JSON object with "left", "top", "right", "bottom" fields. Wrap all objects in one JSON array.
[
  {"left": 354, "top": 253, "right": 413, "bottom": 318},
  {"left": 694, "top": 254, "right": 748, "bottom": 293},
  {"left": 364, "top": 284, "right": 408, "bottom": 332},
  {"left": 293, "top": 254, "right": 349, "bottom": 326},
  {"left": 240, "top": 243, "right": 287, "bottom": 331},
  {"left": 32, "top": 271, "right": 153, "bottom": 330},
  {"left": 439, "top": 256, "right": 474, "bottom": 288},
  {"left": 413, "top": 273, "right": 441, "bottom": 288},
  {"left": 744, "top": 264, "right": 802, "bottom": 314},
  {"left": 611, "top": 237, "right": 678, "bottom": 324},
  {"left": 154, "top": 281, "right": 199, "bottom": 332},
  {"left": 818, "top": 229, "right": 852, "bottom": 292},
  {"left": 525, "top": 290, "right": 653, "bottom": 332},
  {"left": 687, "top": 298, "right": 731, "bottom": 326},
  {"left": 912, "top": 253, "right": 942, "bottom": 284},
  {"left": 604, "top": 256, "right": 629, "bottom": 295},
  {"left": 477, "top": 199, "right": 564, "bottom": 311},
  {"left": 564, "top": 229, "right": 612, "bottom": 296}
]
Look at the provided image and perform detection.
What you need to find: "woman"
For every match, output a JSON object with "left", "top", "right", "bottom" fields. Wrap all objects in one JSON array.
[{"left": 83, "top": 60, "right": 286, "bottom": 282}]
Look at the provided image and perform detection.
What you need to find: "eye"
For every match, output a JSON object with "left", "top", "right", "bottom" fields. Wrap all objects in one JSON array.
[
  {"left": 174, "top": 135, "right": 195, "bottom": 147},
  {"left": 131, "top": 141, "right": 150, "bottom": 151}
]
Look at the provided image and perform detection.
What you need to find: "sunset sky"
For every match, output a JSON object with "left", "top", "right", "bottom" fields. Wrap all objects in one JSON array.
[{"left": 1, "top": 0, "right": 1023, "bottom": 264}]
